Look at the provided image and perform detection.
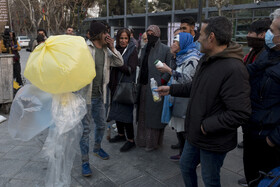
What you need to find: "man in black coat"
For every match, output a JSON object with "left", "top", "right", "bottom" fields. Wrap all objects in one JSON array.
[
  {"left": 157, "top": 16, "right": 251, "bottom": 187},
  {"left": 242, "top": 8, "right": 280, "bottom": 186}
]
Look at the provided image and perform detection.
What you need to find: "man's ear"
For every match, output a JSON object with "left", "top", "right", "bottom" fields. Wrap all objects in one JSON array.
[{"left": 208, "top": 32, "right": 215, "bottom": 42}]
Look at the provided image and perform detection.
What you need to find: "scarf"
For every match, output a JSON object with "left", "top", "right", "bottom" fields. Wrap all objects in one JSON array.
[
  {"left": 245, "top": 37, "right": 265, "bottom": 65},
  {"left": 139, "top": 36, "right": 159, "bottom": 85},
  {"left": 247, "top": 36, "right": 265, "bottom": 51},
  {"left": 176, "top": 33, "right": 199, "bottom": 66}
]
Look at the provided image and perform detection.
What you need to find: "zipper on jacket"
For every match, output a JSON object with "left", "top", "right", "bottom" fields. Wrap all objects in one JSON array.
[{"left": 259, "top": 78, "right": 270, "bottom": 102}]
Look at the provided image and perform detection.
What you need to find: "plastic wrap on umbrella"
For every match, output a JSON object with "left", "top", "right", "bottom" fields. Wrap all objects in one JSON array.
[{"left": 8, "top": 84, "right": 53, "bottom": 141}]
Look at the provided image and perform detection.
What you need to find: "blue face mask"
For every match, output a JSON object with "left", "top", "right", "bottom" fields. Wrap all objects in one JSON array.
[{"left": 265, "top": 29, "right": 278, "bottom": 49}]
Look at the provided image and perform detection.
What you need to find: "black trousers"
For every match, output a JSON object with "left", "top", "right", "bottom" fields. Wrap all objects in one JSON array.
[
  {"left": 116, "top": 121, "right": 134, "bottom": 140},
  {"left": 13, "top": 61, "right": 23, "bottom": 85},
  {"left": 243, "top": 133, "right": 280, "bottom": 184},
  {"left": 177, "top": 132, "right": 185, "bottom": 155}
]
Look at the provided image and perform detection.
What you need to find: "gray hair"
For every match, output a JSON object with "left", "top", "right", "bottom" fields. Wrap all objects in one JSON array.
[{"left": 270, "top": 8, "right": 280, "bottom": 20}]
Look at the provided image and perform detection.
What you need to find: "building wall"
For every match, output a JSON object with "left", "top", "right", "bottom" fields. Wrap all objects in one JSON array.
[{"left": 81, "top": 1, "right": 279, "bottom": 44}]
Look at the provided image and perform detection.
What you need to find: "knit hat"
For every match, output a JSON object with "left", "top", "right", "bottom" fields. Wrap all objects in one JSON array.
[
  {"left": 147, "top": 25, "right": 161, "bottom": 37},
  {"left": 89, "top": 21, "right": 107, "bottom": 38}
]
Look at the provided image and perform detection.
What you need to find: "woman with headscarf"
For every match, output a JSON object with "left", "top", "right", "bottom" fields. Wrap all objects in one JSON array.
[
  {"left": 136, "top": 25, "right": 172, "bottom": 152},
  {"left": 156, "top": 32, "right": 202, "bottom": 161},
  {"left": 108, "top": 28, "right": 138, "bottom": 152}
]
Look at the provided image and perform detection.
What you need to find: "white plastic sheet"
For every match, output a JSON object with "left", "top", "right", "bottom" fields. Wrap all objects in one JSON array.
[
  {"left": 43, "top": 93, "right": 86, "bottom": 187},
  {"left": 43, "top": 123, "right": 82, "bottom": 187},
  {"left": 8, "top": 84, "right": 53, "bottom": 141},
  {"left": 52, "top": 93, "right": 86, "bottom": 135}
]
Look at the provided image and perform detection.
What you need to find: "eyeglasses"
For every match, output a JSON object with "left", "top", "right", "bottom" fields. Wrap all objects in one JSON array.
[{"left": 180, "top": 27, "right": 187, "bottom": 30}]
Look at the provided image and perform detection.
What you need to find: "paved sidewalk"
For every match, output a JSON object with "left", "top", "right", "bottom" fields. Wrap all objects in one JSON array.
[{"left": 0, "top": 112, "right": 244, "bottom": 187}]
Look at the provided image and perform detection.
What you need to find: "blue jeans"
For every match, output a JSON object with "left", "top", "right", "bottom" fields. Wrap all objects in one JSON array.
[
  {"left": 180, "top": 140, "right": 227, "bottom": 187},
  {"left": 80, "top": 97, "right": 106, "bottom": 162}
]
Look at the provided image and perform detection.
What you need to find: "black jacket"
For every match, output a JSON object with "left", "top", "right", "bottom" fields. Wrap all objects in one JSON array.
[
  {"left": 170, "top": 42, "right": 251, "bottom": 153},
  {"left": 245, "top": 45, "right": 280, "bottom": 147}
]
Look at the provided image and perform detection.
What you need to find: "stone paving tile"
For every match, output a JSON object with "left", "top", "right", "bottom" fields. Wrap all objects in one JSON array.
[
  {"left": 0, "top": 144, "right": 15, "bottom": 154},
  {"left": 5, "top": 179, "right": 44, "bottom": 187},
  {"left": 13, "top": 161, "right": 47, "bottom": 181},
  {"left": 18, "top": 138, "right": 42, "bottom": 147},
  {"left": 0, "top": 133, "right": 22, "bottom": 145},
  {"left": 228, "top": 146, "right": 243, "bottom": 158},
  {"left": 220, "top": 168, "right": 243, "bottom": 187},
  {"left": 3, "top": 145, "right": 41, "bottom": 161},
  {"left": 30, "top": 150, "right": 48, "bottom": 163},
  {"left": 144, "top": 160, "right": 181, "bottom": 181},
  {"left": 0, "top": 177, "right": 9, "bottom": 186},
  {"left": 122, "top": 174, "right": 165, "bottom": 187},
  {"left": 0, "top": 159, "right": 28, "bottom": 178},
  {"left": 70, "top": 177, "right": 83, "bottom": 187},
  {"left": 99, "top": 163, "right": 144, "bottom": 185},
  {"left": 71, "top": 167, "right": 116, "bottom": 187},
  {"left": 223, "top": 153, "right": 244, "bottom": 173},
  {"left": 164, "top": 173, "right": 185, "bottom": 187}
]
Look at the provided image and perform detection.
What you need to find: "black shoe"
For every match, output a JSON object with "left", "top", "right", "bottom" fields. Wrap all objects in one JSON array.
[
  {"left": 109, "top": 135, "right": 126, "bottom": 143},
  {"left": 237, "top": 141, "right": 244, "bottom": 148},
  {"left": 238, "top": 177, "right": 248, "bottom": 187},
  {"left": 171, "top": 143, "right": 180, "bottom": 149},
  {"left": 120, "top": 141, "right": 136, "bottom": 152}
]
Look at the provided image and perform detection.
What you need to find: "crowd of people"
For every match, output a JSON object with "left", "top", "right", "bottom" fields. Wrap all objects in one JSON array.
[{"left": 1, "top": 7, "right": 280, "bottom": 187}]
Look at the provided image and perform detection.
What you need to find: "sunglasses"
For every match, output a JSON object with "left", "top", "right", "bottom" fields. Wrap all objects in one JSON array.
[{"left": 180, "top": 27, "right": 187, "bottom": 30}]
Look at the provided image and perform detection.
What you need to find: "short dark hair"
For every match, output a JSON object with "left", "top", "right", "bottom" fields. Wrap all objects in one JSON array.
[
  {"left": 249, "top": 19, "right": 271, "bottom": 35},
  {"left": 181, "top": 17, "right": 195, "bottom": 26},
  {"left": 37, "top": 34, "right": 45, "bottom": 43},
  {"left": 66, "top": 26, "right": 73, "bottom": 29},
  {"left": 37, "top": 29, "right": 47, "bottom": 37},
  {"left": 116, "top": 28, "right": 131, "bottom": 47},
  {"left": 203, "top": 16, "right": 232, "bottom": 46}
]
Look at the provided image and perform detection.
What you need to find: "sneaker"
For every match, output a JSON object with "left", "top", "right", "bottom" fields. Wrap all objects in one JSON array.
[
  {"left": 170, "top": 154, "right": 181, "bottom": 161},
  {"left": 93, "top": 148, "right": 109, "bottom": 160},
  {"left": 82, "top": 162, "right": 92, "bottom": 177},
  {"left": 171, "top": 143, "right": 180, "bottom": 149},
  {"left": 237, "top": 141, "right": 244, "bottom": 148},
  {"left": 238, "top": 177, "right": 248, "bottom": 187},
  {"left": 109, "top": 135, "right": 126, "bottom": 143},
  {"left": 120, "top": 141, "right": 136, "bottom": 152}
]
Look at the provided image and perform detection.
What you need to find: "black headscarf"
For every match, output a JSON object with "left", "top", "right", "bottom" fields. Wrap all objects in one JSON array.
[{"left": 139, "top": 35, "right": 159, "bottom": 85}]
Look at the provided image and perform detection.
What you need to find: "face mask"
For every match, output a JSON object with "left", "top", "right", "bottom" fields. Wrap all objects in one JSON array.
[
  {"left": 147, "top": 34, "right": 159, "bottom": 46},
  {"left": 265, "top": 29, "right": 280, "bottom": 49},
  {"left": 246, "top": 36, "right": 265, "bottom": 50}
]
